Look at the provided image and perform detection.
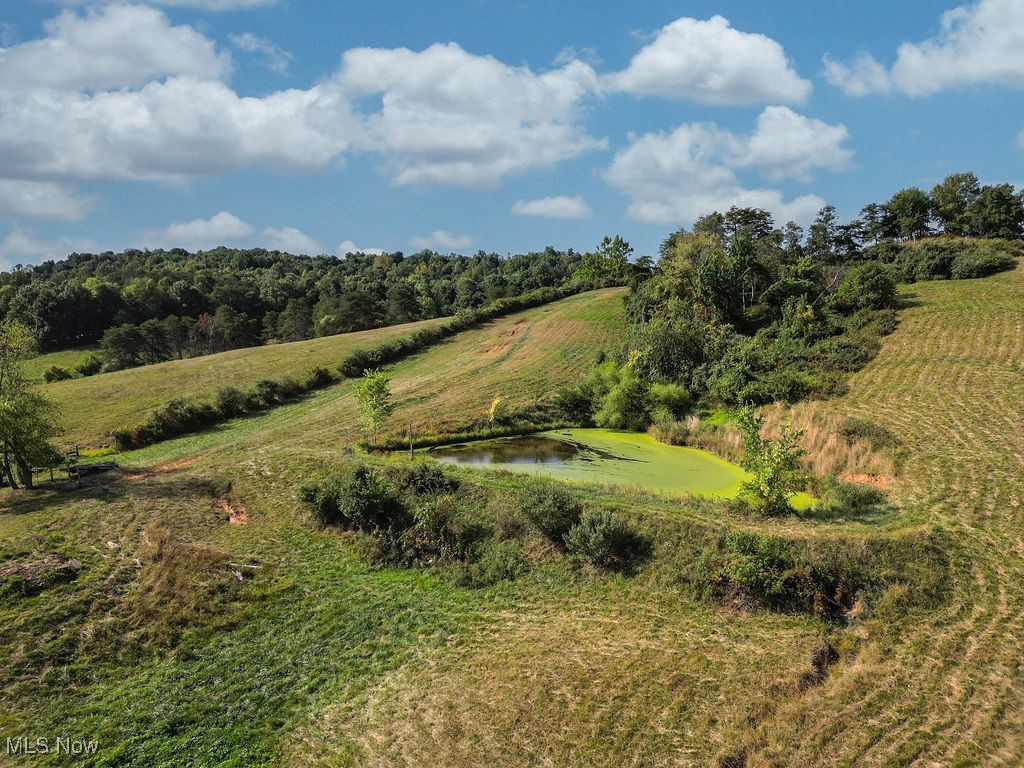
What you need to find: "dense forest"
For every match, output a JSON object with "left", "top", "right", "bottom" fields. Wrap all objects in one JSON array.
[{"left": 0, "top": 246, "right": 585, "bottom": 364}]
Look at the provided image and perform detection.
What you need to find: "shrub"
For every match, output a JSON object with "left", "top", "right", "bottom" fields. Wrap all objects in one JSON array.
[
  {"left": 517, "top": 481, "right": 582, "bottom": 543},
  {"left": 336, "top": 465, "right": 405, "bottom": 530},
  {"left": 300, "top": 465, "right": 408, "bottom": 531},
  {"left": 401, "top": 462, "right": 459, "bottom": 495},
  {"left": 215, "top": 386, "right": 252, "bottom": 417},
  {"left": 594, "top": 371, "right": 650, "bottom": 431},
  {"left": 250, "top": 379, "right": 283, "bottom": 406},
  {"left": 829, "top": 262, "right": 897, "bottom": 311},
  {"left": 305, "top": 365, "right": 334, "bottom": 389},
  {"left": 148, "top": 398, "right": 218, "bottom": 437},
  {"left": 277, "top": 375, "right": 303, "bottom": 399},
  {"left": 404, "top": 496, "right": 490, "bottom": 564},
  {"left": 830, "top": 481, "right": 887, "bottom": 513},
  {"left": 839, "top": 417, "right": 898, "bottom": 451},
  {"left": 454, "top": 539, "right": 531, "bottom": 587},
  {"left": 648, "top": 382, "right": 691, "bottom": 419},
  {"left": 75, "top": 353, "right": 103, "bottom": 377},
  {"left": 553, "top": 382, "right": 596, "bottom": 424},
  {"left": 43, "top": 365, "right": 74, "bottom": 382},
  {"left": 950, "top": 247, "right": 1015, "bottom": 279},
  {"left": 699, "top": 532, "right": 852, "bottom": 618},
  {"left": 564, "top": 510, "right": 647, "bottom": 570}
]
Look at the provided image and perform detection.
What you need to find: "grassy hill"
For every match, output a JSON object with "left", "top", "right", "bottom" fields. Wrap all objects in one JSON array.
[
  {"left": 41, "top": 316, "right": 450, "bottom": 448},
  {"left": 2, "top": 273, "right": 1023, "bottom": 766}
]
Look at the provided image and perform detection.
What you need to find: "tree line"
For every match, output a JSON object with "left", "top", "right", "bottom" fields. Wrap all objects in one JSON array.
[
  {"left": 557, "top": 172, "right": 1023, "bottom": 457},
  {"left": 0, "top": 246, "right": 584, "bottom": 365}
]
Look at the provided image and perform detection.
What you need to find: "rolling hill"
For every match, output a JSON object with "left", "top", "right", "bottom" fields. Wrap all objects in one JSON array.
[{"left": 1, "top": 271, "right": 1023, "bottom": 766}]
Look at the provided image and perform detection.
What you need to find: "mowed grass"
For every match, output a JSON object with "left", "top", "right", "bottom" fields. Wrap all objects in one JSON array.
[
  {"left": 23, "top": 345, "right": 100, "bottom": 382},
  {"left": 734, "top": 264, "right": 1024, "bottom": 766},
  {"left": 4, "top": 272, "right": 1023, "bottom": 767},
  {"left": 41, "top": 317, "right": 449, "bottom": 447}
]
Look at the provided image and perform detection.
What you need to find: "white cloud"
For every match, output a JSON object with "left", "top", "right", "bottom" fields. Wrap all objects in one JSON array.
[
  {"left": 825, "top": 0, "right": 1024, "bottom": 96},
  {"left": 337, "top": 240, "right": 385, "bottom": 256},
  {"left": 56, "top": 0, "right": 277, "bottom": 9},
  {"left": 408, "top": 230, "right": 474, "bottom": 251},
  {"left": 229, "top": 32, "right": 292, "bottom": 74},
  {"left": 140, "top": 213, "right": 324, "bottom": 254},
  {"left": 337, "top": 43, "right": 605, "bottom": 187},
  {"left": 0, "top": 78, "right": 357, "bottom": 182},
  {"left": 822, "top": 54, "right": 893, "bottom": 97},
  {"left": 0, "top": 5, "right": 229, "bottom": 91},
  {"left": 739, "top": 106, "right": 851, "bottom": 182},
  {"left": 0, "top": 227, "right": 101, "bottom": 268},
  {"left": 147, "top": 0, "right": 276, "bottom": 7},
  {"left": 260, "top": 225, "right": 322, "bottom": 254},
  {"left": 141, "top": 211, "right": 253, "bottom": 250},
  {"left": 605, "top": 113, "right": 838, "bottom": 226},
  {"left": 511, "top": 195, "right": 592, "bottom": 219},
  {"left": 607, "top": 16, "right": 811, "bottom": 105},
  {"left": 0, "top": 180, "right": 89, "bottom": 220}
]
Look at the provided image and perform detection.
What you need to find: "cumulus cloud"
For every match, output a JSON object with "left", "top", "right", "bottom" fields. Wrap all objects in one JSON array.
[
  {"left": 511, "top": 195, "right": 592, "bottom": 219},
  {"left": 260, "top": 225, "right": 322, "bottom": 254},
  {"left": 141, "top": 211, "right": 253, "bottom": 250},
  {"left": 337, "top": 43, "right": 605, "bottom": 187},
  {"left": 739, "top": 107, "right": 851, "bottom": 182},
  {"left": 825, "top": 0, "right": 1024, "bottom": 96},
  {"left": 408, "top": 230, "right": 474, "bottom": 251},
  {"left": 229, "top": 32, "right": 292, "bottom": 74},
  {"left": 56, "top": 0, "right": 277, "bottom": 9},
  {"left": 337, "top": 240, "right": 385, "bottom": 256},
  {"left": 0, "top": 9, "right": 606, "bottom": 201},
  {"left": 608, "top": 16, "right": 811, "bottom": 104},
  {"left": 0, "top": 228, "right": 101, "bottom": 268},
  {"left": 605, "top": 109, "right": 846, "bottom": 225},
  {"left": 145, "top": 0, "right": 277, "bottom": 7},
  {"left": 0, "top": 78, "right": 357, "bottom": 182},
  {"left": 0, "top": 180, "right": 89, "bottom": 220},
  {"left": 0, "top": 5, "right": 229, "bottom": 91}
]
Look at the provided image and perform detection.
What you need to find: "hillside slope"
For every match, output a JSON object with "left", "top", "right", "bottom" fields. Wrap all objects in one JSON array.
[
  {"left": 742, "top": 263, "right": 1024, "bottom": 765},
  {"left": 2, "top": 272, "right": 1022, "bottom": 766},
  {"left": 42, "top": 316, "right": 450, "bottom": 447}
]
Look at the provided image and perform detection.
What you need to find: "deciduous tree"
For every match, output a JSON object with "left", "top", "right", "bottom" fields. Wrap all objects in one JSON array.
[{"left": 0, "top": 321, "right": 62, "bottom": 489}]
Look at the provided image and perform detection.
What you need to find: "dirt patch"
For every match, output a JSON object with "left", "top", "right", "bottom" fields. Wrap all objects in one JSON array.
[
  {"left": 0, "top": 554, "right": 82, "bottom": 595},
  {"left": 122, "top": 454, "right": 207, "bottom": 481},
  {"left": 216, "top": 498, "right": 249, "bottom": 525},
  {"left": 838, "top": 472, "right": 894, "bottom": 490}
]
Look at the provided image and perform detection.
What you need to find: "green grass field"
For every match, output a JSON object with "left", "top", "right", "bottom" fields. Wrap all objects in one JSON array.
[
  {"left": 40, "top": 317, "right": 450, "bottom": 448},
  {"left": 2, "top": 272, "right": 1023, "bottom": 767},
  {"left": 23, "top": 345, "right": 100, "bottom": 382}
]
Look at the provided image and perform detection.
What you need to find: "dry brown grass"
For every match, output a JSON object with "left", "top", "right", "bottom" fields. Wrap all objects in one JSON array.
[
  {"left": 760, "top": 403, "right": 898, "bottom": 481},
  {"left": 283, "top": 594, "right": 821, "bottom": 768}
]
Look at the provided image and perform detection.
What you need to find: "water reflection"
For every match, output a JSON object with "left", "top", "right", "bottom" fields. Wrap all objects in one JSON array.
[{"left": 430, "top": 436, "right": 579, "bottom": 465}]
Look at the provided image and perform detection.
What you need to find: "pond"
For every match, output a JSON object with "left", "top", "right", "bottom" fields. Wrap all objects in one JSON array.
[{"left": 429, "top": 428, "right": 758, "bottom": 500}]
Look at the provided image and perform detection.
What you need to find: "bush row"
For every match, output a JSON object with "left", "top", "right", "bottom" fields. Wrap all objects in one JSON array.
[
  {"left": 865, "top": 236, "right": 1021, "bottom": 283},
  {"left": 110, "top": 286, "right": 581, "bottom": 450},
  {"left": 337, "top": 285, "right": 577, "bottom": 377},
  {"left": 299, "top": 459, "right": 949, "bottom": 621},
  {"left": 111, "top": 365, "right": 336, "bottom": 450},
  {"left": 299, "top": 465, "right": 649, "bottom": 580}
]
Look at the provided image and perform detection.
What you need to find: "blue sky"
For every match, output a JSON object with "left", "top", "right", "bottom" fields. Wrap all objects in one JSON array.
[{"left": 0, "top": 0, "right": 1022, "bottom": 267}]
